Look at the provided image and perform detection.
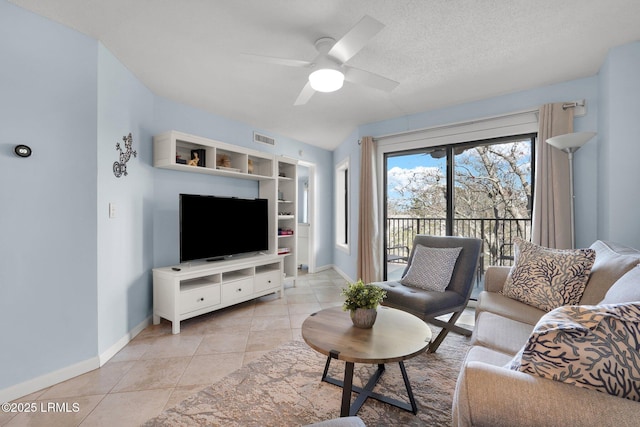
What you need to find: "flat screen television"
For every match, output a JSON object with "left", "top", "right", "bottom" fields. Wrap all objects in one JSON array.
[{"left": 180, "top": 194, "right": 269, "bottom": 262}]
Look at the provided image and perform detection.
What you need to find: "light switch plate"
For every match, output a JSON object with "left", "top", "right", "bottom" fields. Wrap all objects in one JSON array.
[{"left": 109, "top": 203, "right": 116, "bottom": 218}]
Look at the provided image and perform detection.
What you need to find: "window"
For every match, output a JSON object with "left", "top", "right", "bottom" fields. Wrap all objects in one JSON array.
[
  {"left": 335, "top": 157, "right": 350, "bottom": 253},
  {"left": 384, "top": 134, "right": 536, "bottom": 282}
]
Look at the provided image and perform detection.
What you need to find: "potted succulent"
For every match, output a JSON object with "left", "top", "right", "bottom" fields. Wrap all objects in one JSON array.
[{"left": 341, "top": 279, "right": 387, "bottom": 328}]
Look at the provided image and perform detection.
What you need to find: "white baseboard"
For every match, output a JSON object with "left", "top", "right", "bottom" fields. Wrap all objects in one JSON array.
[
  {"left": 0, "top": 316, "right": 151, "bottom": 403},
  {"left": 312, "top": 263, "right": 354, "bottom": 283},
  {"left": 327, "top": 264, "right": 354, "bottom": 284},
  {"left": 98, "top": 316, "right": 151, "bottom": 366},
  {"left": 0, "top": 356, "right": 100, "bottom": 403},
  {"left": 312, "top": 264, "right": 332, "bottom": 273}
]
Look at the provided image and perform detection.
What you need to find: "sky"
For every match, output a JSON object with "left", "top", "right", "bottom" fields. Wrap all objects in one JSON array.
[
  {"left": 387, "top": 152, "right": 442, "bottom": 170},
  {"left": 386, "top": 152, "right": 444, "bottom": 202}
]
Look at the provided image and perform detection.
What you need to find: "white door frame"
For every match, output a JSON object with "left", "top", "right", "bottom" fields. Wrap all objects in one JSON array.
[{"left": 298, "top": 160, "right": 316, "bottom": 273}]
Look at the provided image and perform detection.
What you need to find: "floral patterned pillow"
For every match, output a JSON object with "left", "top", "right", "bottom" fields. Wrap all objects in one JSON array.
[
  {"left": 508, "top": 303, "right": 640, "bottom": 401},
  {"left": 400, "top": 245, "right": 462, "bottom": 292},
  {"left": 502, "top": 238, "right": 596, "bottom": 311}
]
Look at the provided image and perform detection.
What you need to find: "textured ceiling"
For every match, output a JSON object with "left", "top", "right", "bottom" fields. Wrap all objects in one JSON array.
[{"left": 9, "top": 0, "right": 640, "bottom": 150}]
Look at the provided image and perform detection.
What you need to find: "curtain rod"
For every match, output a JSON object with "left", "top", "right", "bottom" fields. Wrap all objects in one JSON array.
[
  {"left": 562, "top": 100, "right": 585, "bottom": 110},
  {"left": 365, "top": 99, "right": 586, "bottom": 144},
  {"left": 370, "top": 107, "right": 539, "bottom": 143}
]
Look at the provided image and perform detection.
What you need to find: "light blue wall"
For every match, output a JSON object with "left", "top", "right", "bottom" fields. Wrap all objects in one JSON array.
[
  {"left": 0, "top": 1, "right": 98, "bottom": 389},
  {"left": 151, "top": 98, "right": 335, "bottom": 270},
  {"left": 597, "top": 41, "right": 640, "bottom": 248},
  {"left": 333, "top": 77, "right": 600, "bottom": 280},
  {"left": 97, "top": 45, "right": 155, "bottom": 354}
]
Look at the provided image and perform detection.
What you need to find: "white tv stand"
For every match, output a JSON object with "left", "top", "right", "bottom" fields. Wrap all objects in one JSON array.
[{"left": 153, "top": 254, "right": 283, "bottom": 334}]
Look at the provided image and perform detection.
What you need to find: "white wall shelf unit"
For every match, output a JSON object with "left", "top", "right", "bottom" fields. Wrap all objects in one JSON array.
[
  {"left": 153, "top": 255, "right": 283, "bottom": 334},
  {"left": 154, "top": 130, "right": 274, "bottom": 180}
]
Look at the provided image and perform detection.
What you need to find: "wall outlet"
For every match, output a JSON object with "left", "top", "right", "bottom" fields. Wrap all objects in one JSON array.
[{"left": 109, "top": 203, "right": 116, "bottom": 218}]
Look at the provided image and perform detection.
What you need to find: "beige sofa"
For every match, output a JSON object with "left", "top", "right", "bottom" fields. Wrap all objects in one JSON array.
[{"left": 452, "top": 241, "right": 640, "bottom": 427}]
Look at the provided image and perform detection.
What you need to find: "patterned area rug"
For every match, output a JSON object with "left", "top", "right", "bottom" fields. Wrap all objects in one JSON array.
[{"left": 144, "top": 331, "right": 471, "bottom": 426}]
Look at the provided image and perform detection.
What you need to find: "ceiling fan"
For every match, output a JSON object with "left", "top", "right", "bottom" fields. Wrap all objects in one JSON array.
[{"left": 244, "top": 15, "right": 400, "bottom": 105}]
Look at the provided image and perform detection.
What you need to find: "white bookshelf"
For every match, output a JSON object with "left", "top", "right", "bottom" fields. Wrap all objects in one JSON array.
[{"left": 277, "top": 157, "right": 298, "bottom": 283}]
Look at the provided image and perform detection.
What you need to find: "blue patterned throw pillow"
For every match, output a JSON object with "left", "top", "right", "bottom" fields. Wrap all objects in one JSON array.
[
  {"left": 400, "top": 245, "right": 462, "bottom": 292},
  {"left": 509, "top": 303, "right": 640, "bottom": 401},
  {"left": 502, "top": 237, "right": 596, "bottom": 311}
]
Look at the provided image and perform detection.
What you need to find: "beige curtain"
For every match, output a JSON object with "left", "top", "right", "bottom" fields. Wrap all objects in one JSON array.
[
  {"left": 531, "top": 103, "right": 574, "bottom": 248},
  {"left": 357, "top": 136, "right": 381, "bottom": 283}
]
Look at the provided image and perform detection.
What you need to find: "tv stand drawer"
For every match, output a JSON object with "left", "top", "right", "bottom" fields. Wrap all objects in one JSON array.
[
  {"left": 222, "top": 278, "right": 254, "bottom": 303},
  {"left": 180, "top": 285, "right": 221, "bottom": 315},
  {"left": 255, "top": 270, "right": 281, "bottom": 293}
]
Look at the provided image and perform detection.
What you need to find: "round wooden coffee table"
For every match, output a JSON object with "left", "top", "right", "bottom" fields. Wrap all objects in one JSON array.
[{"left": 301, "top": 305, "right": 432, "bottom": 417}]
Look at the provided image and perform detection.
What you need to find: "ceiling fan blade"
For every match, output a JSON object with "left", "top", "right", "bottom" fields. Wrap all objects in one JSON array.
[
  {"left": 344, "top": 66, "right": 399, "bottom": 92},
  {"left": 328, "top": 15, "right": 385, "bottom": 64},
  {"left": 294, "top": 82, "right": 315, "bottom": 106},
  {"left": 241, "top": 53, "right": 313, "bottom": 68}
]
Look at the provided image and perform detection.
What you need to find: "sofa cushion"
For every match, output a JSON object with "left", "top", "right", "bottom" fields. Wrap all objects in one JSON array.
[
  {"left": 476, "top": 290, "right": 546, "bottom": 326},
  {"left": 509, "top": 303, "right": 640, "bottom": 401},
  {"left": 471, "top": 311, "right": 535, "bottom": 355},
  {"left": 600, "top": 265, "right": 640, "bottom": 304},
  {"left": 579, "top": 240, "right": 640, "bottom": 304},
  {"left": 464, "top": 345, "right": 514, "bottom": 367},
  {"left": 400, "top": 244, "right": 462, "bottom": 292},
  {"left": 502, "top": 237, "right": 595, "bottom": 312}
]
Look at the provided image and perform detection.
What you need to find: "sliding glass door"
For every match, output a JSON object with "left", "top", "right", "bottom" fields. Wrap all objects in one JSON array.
[{"left": 383, "top": 135, "right": 535, "bottom": 282}]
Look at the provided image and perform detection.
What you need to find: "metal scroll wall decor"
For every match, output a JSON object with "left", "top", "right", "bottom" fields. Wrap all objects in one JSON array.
[{"left": 113, "top": 133, "right": 137, "bottom": 178}]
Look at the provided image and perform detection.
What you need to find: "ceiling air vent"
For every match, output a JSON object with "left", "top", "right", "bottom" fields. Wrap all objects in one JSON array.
[{"left": 253, "top": 132, "right": 275, "bottom": 146}]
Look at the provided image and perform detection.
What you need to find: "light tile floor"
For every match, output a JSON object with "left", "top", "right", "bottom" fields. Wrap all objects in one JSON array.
[{"left": 2, "top": 268, "right": 475, "bottom": 427}]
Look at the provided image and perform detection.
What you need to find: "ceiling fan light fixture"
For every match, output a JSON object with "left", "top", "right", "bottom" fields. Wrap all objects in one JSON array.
[{"left": 308, "top": 68, "right": 344, "bottom": 93}]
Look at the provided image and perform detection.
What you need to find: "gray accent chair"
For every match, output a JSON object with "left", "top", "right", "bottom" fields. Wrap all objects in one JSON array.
[{"left": 375, "top": 235, "right": 482, "bottom": 353}]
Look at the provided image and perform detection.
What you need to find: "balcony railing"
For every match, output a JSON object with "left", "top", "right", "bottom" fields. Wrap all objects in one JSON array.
[{"left": 385, "top": 217, "right": 532, "bottom": 278}]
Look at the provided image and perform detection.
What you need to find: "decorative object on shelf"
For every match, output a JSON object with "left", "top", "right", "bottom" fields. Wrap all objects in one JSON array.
[
  {"left": 248, "top": 159, "right": 254, "bottom": 174},
  {"left": 113, "top": 133, "right": 136, "bottom": 178},
  {"left": 188, "top": 152, "right": 200, "bottom": 166},
  {"left": 341, "top": 279, "right": 387, "bottom": 328},
  {"left": 217, "top": 154, "right": 231, "bottom": 168},
  {"left": 14, "top": 144, "right": 32, "bottom": 158},
  {"left": 190, "top": 149, "right": 206, "bottom": 167},
  {"left": 176, "top": 152, "right": 187, "bottom": 164}
]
